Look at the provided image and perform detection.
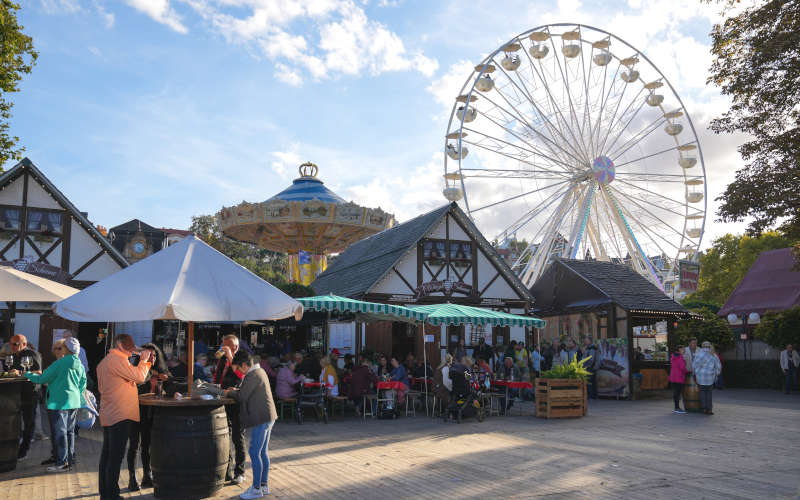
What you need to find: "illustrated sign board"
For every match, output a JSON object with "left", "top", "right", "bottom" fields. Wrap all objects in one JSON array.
[{"left": 678, "top": 260, "right": 700, "bottom": 292}]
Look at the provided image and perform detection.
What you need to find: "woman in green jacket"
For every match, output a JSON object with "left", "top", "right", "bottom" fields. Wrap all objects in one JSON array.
[{"left": 22, "top": 337, "right": 86, "bottom": 472}]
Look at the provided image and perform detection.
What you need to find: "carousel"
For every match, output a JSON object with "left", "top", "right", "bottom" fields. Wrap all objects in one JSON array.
[{"left": 217, "top": 162, "right": 394, "bottom": 284}]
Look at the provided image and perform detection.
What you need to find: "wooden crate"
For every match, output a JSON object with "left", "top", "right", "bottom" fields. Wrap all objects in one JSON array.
[{"left": 535, "top": 378, "right": 587, "bottom": 419}]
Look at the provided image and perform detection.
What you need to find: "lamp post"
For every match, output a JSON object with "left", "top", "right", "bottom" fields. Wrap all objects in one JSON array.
[{"left": 727, "top": 312, "right": 760, "bottom": 360}]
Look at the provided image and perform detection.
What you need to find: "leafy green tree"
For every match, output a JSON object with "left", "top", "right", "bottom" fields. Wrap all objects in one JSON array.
[
  {"left": 707, "top": 0, "right": 800, "bottom": 237},
  {"left": 754, "top": 307, "right": 800, "bottom": 350},
  {"left": 674, "top": 308, "right": 735, "bottom": 351},
  {"left": 0, "top": 1, "right": 38, "bottom": 169},
  {"left": 687, "top": 232, "right": 795, "bottom": 305}
]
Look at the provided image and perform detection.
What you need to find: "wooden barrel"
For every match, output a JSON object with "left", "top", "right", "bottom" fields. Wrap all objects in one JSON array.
[
  {"left": 0, "top": 379, "right": 24, "bottom": 472},
  {"left": 683, "top": 375, "right": 701, "bottom": 413},
  {"left": 150, "top": 404, "right": 230, "bottom": 499}
]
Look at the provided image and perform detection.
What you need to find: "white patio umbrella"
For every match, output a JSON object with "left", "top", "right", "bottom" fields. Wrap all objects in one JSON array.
[
  {"left": 55, "top": 235, "right": 304, "bottom": 393},
  {"left": 0, "top": 267, "right": 79, "bottom": 302}
]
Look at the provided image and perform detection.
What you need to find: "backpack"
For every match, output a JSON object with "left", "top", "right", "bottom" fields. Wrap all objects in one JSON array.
[{"left": 77, "top": 390, "right": 98, "bottom": 429}]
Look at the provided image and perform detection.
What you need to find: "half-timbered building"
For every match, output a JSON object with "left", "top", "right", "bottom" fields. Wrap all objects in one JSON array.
[
  {"left": 312, "top": 202, "right": 535, "bottom": 365},
  {"left": 0, "top": 158, "right": 128, "bottom": 363}
]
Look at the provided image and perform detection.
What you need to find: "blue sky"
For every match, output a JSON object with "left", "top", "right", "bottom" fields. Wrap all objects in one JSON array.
[{"left": 10, "top": 0, "right": 748, "bottom": 249}]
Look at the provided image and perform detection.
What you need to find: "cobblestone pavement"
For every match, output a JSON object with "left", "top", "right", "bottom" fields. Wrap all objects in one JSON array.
[{"left": 2, "top": 389, "right": 799, "bottom": 499}]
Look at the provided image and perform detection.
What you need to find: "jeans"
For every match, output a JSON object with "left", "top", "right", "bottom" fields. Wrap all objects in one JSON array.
[
  {"left": 99, "top": 420, "right": 132, "bottom": 500},
  {"left": 226, "top": 404, "right": 246, "bottom": 478},
  {"left": 18, "top": 402, "right": 36, "bottom": 454},
  {"left": 127, "top": 409, "right": 153, "bottom": 479},
  {"left": 587, "top": 372, "right": 598, "bottom": 399},
  {"left": 699, "top": 384, "right": 713, "bottom": 411},
  {"left": 672, "top": 382, "right": 684, "bottom": 410},
  {"left": 49, "top": 409, "right": 77, "bottom": 466},
  {"left": 249, "top": 421, "right": 274, "bottom": 488},
  {"left": 785, "top": 365, "right": 797, "bottom": 393}
]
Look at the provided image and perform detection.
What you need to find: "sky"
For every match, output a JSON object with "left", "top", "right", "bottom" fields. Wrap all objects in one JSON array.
[{"left": 9, "top": 0, "right": 751, "bottom": 252}]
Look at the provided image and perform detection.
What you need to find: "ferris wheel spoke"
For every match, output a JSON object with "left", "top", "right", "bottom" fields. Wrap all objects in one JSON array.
[
  {"left": 592, "top": 60, "right": 623, "bottom": 152},
  {"left": 460, "top": 167, "right": 572, "bottom": 180},
  {"left": 608, "top": 186, "right": 687, "bottom": 238},
  {"left": 616, "top": 198, "right": 681, "bottom": 253},
  {"left": 521, "top": 45, "right": 591, "bottom": 165},
  {"left": 598, "top": 86, "right": 645, "bottom": 155},
  {"left": 521, "top": 185, "right": 580, "bottom": 284},
  {"left": 470, "top": 179, "right": 572, "bottom": 213},
  {"left": 547, "top": 35, "right": 593, "bottom": 162},
  {"left": 601, "top": 94, "right": 650, "bottom": 158},
  {"left": 460, "top": 136, "right": 573, "bottom": 176},
  {"left": 478, "top": 89, "right": 581, "bottom": 169},
  {"left": 578, "top": 37, "right": 599, "bottom": 155},
  {"left": 496, "top": 183, "right": 576, "bottom": 241},
  {"left": 492, "top": 58, "right": 584, "bottom": 166},
  {"left": 608, "top": 115, "right": 667, "bottom": 161},
  {"left": 596, "top": 79, "right": 639, "bottom": 156},
  {"left": 614, "top": 144, "right": 682, "bottom": 169},
  {"left": 465, "top": 110, "right": 576, "bottom": 171},
  {"left": 613, "top": 178, "right": 694, "bottom": 214}
]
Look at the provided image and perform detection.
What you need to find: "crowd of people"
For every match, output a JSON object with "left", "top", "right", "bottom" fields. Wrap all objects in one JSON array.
[{"left": 3, "top": 329, "right": 800, "bottom": 500}]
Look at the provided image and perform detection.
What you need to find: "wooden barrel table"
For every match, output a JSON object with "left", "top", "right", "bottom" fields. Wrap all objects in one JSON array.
[
  {"left": 0, "top": 377, "right": 27, "bottom": 472},
  {"left": 140, "top": 395, "right": 235, "bottom": 499},
  {"left": 683, "top": 375, "right": 701, "bottom": 412}
]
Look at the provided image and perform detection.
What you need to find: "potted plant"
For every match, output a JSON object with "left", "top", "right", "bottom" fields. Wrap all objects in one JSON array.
[{"left": 535, "top": 356, "right": 590, "bottom": 418}]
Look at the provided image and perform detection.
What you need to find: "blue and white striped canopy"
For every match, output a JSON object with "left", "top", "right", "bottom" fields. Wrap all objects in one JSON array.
[{"left": 269, "top": 177, "right": 345, "bottom": 204}]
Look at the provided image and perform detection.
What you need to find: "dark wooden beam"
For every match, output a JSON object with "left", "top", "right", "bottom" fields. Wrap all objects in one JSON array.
[
  {"left": 480, "top": 272, "right": 501, "bottom": 296},
  {"left": 61, "top": 215, "right": 71, "bottom": 272},
  {"left": 392, "top": 267, "right": 415, "bottom": 293},
  {"left": 38, "top": 238, "right": 62, "bottom": 264},
  {"left": 18, "top": 171, "right": 28, "bottom": 259},
  {"left": 71, "top": 249, "right": 105, "bottom": 279},
  {"left": 24, "top": 236, "right": 44, "bottom": 259},
  {"left": 0, "top": 234, "right": 19, "bottom": 260}
]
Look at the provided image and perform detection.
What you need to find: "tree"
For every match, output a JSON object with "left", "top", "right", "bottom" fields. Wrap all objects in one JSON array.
[
  {"left": 674, "top": 308, "right": 735, "bottom": 351},
  {"left": 707, "top": 0, "right": 800, "bottom": 237},
  {"left": 686, "top": 232, "right": 795, "bottom": 305},
  {"left": 754, "top": 307, "right": 800, "bottom": 350},
  {"left": 0, "top": 1, "right": 37, "bottom": 169},
  {"left": 189, "top": 215, "right": 288, "bottom": 284}
]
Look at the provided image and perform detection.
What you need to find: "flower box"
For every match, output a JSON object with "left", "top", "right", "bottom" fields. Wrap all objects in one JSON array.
[{"left": 534, "top": 378, "right": 587, "bottom": 418}]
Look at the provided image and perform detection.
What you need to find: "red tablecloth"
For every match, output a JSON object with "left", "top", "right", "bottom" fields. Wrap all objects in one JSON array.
[
  {"left": 492, "top": 380, "right": 532, "bottom": 390},
  {"left": 409, "top": 377, "right": 432, "bottom": 386},
  {"left": 377, "top": 381, "right": 407, "bottom": 390},
  {"left": 302, "top": 381, "right": 323, "bottom": 388}
]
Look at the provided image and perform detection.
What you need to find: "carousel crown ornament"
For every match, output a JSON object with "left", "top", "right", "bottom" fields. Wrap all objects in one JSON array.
[{"left": 218, "top": 162, "right": 395, "bottom": 285}]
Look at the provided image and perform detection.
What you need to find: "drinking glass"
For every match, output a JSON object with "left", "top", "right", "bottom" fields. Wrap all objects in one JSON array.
[
  {"left": 21, "top": 356, "right": 32, "bottom": 372},
  {"left": 6, "top": 354, "right": 15, "bottom": 371}
]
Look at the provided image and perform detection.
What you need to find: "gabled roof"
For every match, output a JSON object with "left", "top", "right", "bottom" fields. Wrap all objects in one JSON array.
[
  {"left": 0, "top": 158, "right": 128, "bottom": 269},
  {"left": 535, "top": 258, "right": 686, "bottom": 313},
  {"left": 718, "top": 247, "right": 800, "bottom": 317},
  {"left": 312, "top": 202, "right": 534, "bottom": 303},
  {"left": 109, "top": 219, "right": 164, "bottom": 235}
]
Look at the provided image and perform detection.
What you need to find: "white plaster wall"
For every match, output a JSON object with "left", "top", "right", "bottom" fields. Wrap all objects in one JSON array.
[
  {"left": 69, "top": 219, "right": 98, "bottom": 273},
  {"left": 74, "top": 253, "right": 121, "bottom": 281},
  {"left": 0, "top": 176, "right": 24, "bottom": 205},
  {"left": 1, "top": 240, "right": 20, "bottom": 259},
  {"left": 25, "top": 181, "right": 62, "bottom": 210}
]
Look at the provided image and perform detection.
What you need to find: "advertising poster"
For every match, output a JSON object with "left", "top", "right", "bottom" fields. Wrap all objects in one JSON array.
[
  {"left": 594, "top": 338, "right": 629, "bottom": 398},
  {"left": 679, "top": 260, "right": 700, "bottom": 292}
]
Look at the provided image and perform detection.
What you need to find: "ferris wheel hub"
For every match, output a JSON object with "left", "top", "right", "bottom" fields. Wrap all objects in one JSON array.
[{"left": 591, "top": 156, "right": 615, "bottom": 184}]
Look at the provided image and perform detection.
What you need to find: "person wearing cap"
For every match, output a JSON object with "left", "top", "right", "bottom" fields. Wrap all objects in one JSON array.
[
  {"left": 4, "top": 333, "right": 42, "bottom": 460},
  {"left": 692, "top": 341, "right": 722, "bottom": 415},
  {"left": 19, "top": 337, "right": 86, "bottom": 472},
  {"left": 96, "top": 334, "right": 152, "bottom": 500}
]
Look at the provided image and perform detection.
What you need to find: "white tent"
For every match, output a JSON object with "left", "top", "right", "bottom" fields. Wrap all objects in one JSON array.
[
  {"left": 0, "top": 267, "right": 79, "bottom": 302},
  {"left": 55, "top": 235, "right": 304, "bottom": 323}
]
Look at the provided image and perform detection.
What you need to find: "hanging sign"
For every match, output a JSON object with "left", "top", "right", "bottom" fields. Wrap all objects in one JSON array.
[{"left": 678, "top": 260, "right": 700, "bottom": 292}]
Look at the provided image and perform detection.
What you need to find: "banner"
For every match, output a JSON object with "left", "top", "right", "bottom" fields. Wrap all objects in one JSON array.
[
  {"left": 288, "top": 251, "right": 327, "bottom": 285},
  {"left": 678, "top": 259, "right": 700, "bottom": 292},
  {"left": 594, "top": 338, "right": 630, "bottom": 398}
]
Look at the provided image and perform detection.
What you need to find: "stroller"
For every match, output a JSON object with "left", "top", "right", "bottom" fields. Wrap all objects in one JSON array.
[
  {"left": 296, "top": 382, "right": 329, "bottom": 424},
  {"left": 444, "top": 368, "right": 486, "bottom": 424},
  {"left": 376, "top": 380, "right": 401, "bottom": 420}
]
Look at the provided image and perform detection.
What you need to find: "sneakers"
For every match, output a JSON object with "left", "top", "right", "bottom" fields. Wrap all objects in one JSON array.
[
  {"left": 231, "top": 474, "right": 246, "bottom": 485},
  {"left": 40, "top": 457, "right": 56, "bottom": 465},
  {"left": 240, "top": 486, "right": 264, "bottom": 499},
  {"left": 17, "top": 449, "right": 28, "bottom": 460},
  {"left": 128, "top": 478, "right": 141, "bottom": 491},
  {"left": 673, "top": 409, "right": 686, "bottom": 414},
  {"left": 141, "top": 475, "right": 154, "bottom": 488},
  {"left": 261, "top": 484, "right": 270, "bottom": 495},
  {"left": 47, "top": 464, "right": 70, "bottom": 473}
]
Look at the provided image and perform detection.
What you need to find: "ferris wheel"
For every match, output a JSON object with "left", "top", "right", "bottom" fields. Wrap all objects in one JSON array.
[{"left": 442, "top": 23, "right": 707, "bottom": 293}]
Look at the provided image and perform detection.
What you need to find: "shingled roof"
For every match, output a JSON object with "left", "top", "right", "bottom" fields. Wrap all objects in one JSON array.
[
  {"left": 537, "top": 258, "right": 687, "bottom": 313},
  {"left": 718, "top": 247, "right": 800, "bottom": 317},
  {"left": 311, "top": 204, "right": 450, "bottom": 298},
  {"left": 312, "top": 202, "right": 534, "bottom": 302}
]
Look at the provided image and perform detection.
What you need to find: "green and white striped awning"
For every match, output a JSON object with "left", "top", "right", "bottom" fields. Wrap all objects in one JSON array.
[
  {"left": 298, "top": 294, "right": 427, "bottom": 323},
  {"left": 409, "top": 303, "right": 546, "bottom": 328}
]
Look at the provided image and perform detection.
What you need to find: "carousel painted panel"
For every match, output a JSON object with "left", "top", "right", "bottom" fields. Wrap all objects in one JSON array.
[
  {"left": 334, "top": 202, "right": 366, "bottom": 226},
  {"left": 261, "top": 199, "right": 294, "bottom": 222},
  {"left": 364, "top": 207, "right": 393, "bottom": 230},
  {"left": 299, "top": 200, "right": 334, "bottom": 222}
]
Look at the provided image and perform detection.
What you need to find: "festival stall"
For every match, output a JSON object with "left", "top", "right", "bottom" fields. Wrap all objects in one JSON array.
[{"left": 54, "top": 235, "right": 303, "bottom": 499}]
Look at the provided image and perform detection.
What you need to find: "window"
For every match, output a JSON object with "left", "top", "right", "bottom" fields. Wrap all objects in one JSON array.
[
  {"left": 1, "top": 208, "right": 20, "bottom": 230},
  {"left": 26, "top": 210, "right": 62, "bottom": 234}
]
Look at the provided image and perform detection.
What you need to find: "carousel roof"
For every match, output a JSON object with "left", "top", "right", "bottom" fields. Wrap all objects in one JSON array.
[{"left": 268, "top": 176, "right": 345, "bottom": 204}]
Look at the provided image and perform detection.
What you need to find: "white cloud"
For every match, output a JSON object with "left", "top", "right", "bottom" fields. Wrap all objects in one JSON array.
[
  {"left": 274, "top": 63, "right": 304, "bottom": 86},
  {"left": 182, "top": 0, "right": 436, "bottom": 83},
  {"left": 270, "top": 149, "right": 303, "bottom": 179},
  {"left": 94, "top": 1, "right": 115, "bottom": 28},
  {"left": 126, "top": 0, "right": 188, "bottom": 34},
  {"left": 39, "top": 0, "right": 81, "bottom": 13}
]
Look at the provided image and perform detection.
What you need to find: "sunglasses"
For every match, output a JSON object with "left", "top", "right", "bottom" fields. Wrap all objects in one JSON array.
[{"left": 11, "top": 342, "right": 24, "bottom": 346}]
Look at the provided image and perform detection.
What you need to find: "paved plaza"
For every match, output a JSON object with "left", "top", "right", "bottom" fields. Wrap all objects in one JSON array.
[{"left": 2, "top": 389, "right": 799, "bottom": 500}]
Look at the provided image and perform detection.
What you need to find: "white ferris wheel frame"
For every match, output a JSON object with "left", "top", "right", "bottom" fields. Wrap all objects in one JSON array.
[{"left": 443, "top": 23, "right": 708, "bottom": 292}]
